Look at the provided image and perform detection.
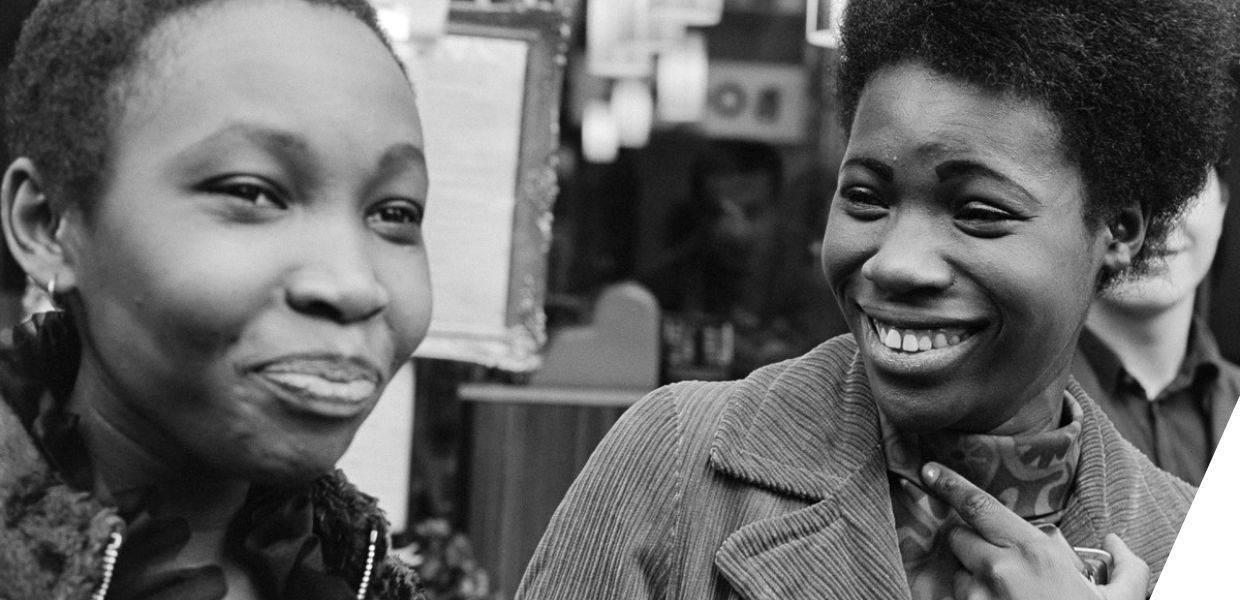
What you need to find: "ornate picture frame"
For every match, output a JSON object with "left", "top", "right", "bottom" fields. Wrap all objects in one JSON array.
[{"left": 412, "top": 3, "right": 569, "bottom": 371}]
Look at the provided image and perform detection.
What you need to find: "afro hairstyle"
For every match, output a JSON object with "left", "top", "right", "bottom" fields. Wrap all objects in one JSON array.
[
  {"left": 4, "top": 0, "right": 400, "bottom": 216},
  {"left": 835, "top": 0, "right": 1240, "bottom": 275}
]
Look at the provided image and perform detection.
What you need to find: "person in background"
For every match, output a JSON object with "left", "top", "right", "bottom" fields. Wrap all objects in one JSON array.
[
  {"left": 1073, "top": 162, "right": 1240, "bottom": 485},
  {"left": 640, "top": 141, "right": 846, "bottom": 379},
  {"left": 0, "top": 0, "right": 432, "bottom": 598},
  {"left": 638, "top": 140, "right": 784, "bottom": 379}
]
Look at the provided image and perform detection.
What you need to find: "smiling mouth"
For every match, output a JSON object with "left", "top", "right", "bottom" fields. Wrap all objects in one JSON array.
[
  {"left": 262, "top": 372, "right": 376, "bottom": 403},
  {"left": 255, "top": 357, "right": 381, "bottom": 417},
  {"left": 870, "top": 317, "right": 975, "bottom": 354}
]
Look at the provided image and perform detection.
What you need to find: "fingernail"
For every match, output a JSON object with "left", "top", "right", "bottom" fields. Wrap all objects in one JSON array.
[{"left": 922, "top": 463, "right": 940, "bottom": 483}]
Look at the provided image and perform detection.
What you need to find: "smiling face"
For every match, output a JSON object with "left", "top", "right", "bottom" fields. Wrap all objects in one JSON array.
[
  {"left": 56, "top": 0, "right": 430, "bottom": 483},
  {"left": 1098, "top": 168, "right": 1228, "bottom": 315},
  {"left": 823, "top": 62, "right": 1117, "bottom": 435}
]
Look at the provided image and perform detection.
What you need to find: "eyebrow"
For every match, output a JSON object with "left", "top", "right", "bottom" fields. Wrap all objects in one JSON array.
[
  {"left": 376, "top": 143, "right": 428, "bottom": 177},
  {"left": 187, "top": 122, "right": 313, "bottom": 162},
  {"left": 175, "top": 122, "right": 427, "bottom": 182},
  {"left": 841, "top": 157, "right": 894, "bottom": 182},
  {"left": 934, "top": 159, "right": 1040, "bottom": 205}
]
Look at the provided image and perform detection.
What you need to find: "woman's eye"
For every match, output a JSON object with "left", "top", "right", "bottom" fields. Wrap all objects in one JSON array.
[
  {"left": 367, "top": 199, "right": 425, "bottom": 243},
  {"left": 206, "top": 179, "right": 285, "bottom": 208},
  {"left": 369, "top": 201, "right": 424, "bottom": 225},
  {"left": 839, "top": 186, "right": 888, "bottom": 219},
  {"left": 957, "top": 201, "right": 1015, "bottom": 222},
  {"left": 955, "top": 200, "right": 1022, "bottom": 236}
]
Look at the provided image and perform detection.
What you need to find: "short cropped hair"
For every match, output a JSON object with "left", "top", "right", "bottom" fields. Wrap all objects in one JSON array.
[
  {"left": 836, "top": 0, "right": 1239, "bottom": 273},
  {"left": 4, "top": 0, "right": 398, "bottom": 215}
]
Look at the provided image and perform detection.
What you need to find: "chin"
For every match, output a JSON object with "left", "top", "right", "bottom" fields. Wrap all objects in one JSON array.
[{"left": 217, "top": 443, "right": 348, "bottom": 487}]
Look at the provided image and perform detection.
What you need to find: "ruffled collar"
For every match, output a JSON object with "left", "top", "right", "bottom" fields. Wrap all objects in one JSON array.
[{"left": 3, "top": 312, "right": 384, "bottom": 599}]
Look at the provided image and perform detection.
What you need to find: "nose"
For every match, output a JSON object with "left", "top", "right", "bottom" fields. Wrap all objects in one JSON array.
[
  {"left": 285, "top": 227, "right": 389, "bottom": 323},
  {"left": 859, "top": 211, "right": 954, "bottom": 295}
]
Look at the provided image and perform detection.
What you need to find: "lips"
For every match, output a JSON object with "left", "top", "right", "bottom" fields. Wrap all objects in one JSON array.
[{"left": 254, "top": 356, "right": 381, "bottom": 418}]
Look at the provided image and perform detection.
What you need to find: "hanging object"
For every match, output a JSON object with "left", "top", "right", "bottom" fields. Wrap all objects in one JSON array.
[
  {"left": 582, "top": 100, "right": 621, "bottom": 163},
  {"left": 656, "top": 32, "right": 709, "bottom": 123},
  {"left": 586, "top": 0, "right": 655, "bottom": 78},
  {"left": 806, "top": 0, "right": 847, "bottom": 48},
  {"left": 370, "top": 0, "right": 450, "bottom": 77},
  {"left": 632, "top": 15, "right": 688, "bottom": 54},
  {"left": 650, "top": 0, "right": 724, "bottom": 27},
  {"left": 371, "top": 0, "right": 450, "bottom": 46},
  {"left": 611, "top": 79, "right": 654, "bottom": 148}
]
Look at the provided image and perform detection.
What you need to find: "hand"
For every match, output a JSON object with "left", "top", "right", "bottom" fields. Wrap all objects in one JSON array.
[{"left": 920, "top": 461, "right": 1150, "bottom": 600}]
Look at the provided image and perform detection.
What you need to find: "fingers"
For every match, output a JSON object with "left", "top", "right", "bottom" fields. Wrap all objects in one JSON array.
[
  {"left": 1098, "top": 534, "right": 1149, "bottom": 600},
  {"left": 953, "top": 569, "right": 992, "bottom": 600},
  {"left": 921, "top": 461, "right": 1042, "bottom": 547},
  {"left": 946, "top": 525, "right": 1005, "bottom": 576}
]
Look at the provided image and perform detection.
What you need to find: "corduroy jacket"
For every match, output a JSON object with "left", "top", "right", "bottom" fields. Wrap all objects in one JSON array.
[{"left": 517, "top": 335, "right": 1195, "bottom": 600}]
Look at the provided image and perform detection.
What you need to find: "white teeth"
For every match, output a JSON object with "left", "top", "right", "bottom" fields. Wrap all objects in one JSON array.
[
  {"left": 902, "top": 333, "right": 918, "bottom": 352},
  {"left": 872, "top": 319, "right": 972, "bottom": 354},
  {"left": 265, "top": 372, "right": 376, "bottom": 402},
  {"left": 885, "top": 329, "right": 902, "bottom": 349}
]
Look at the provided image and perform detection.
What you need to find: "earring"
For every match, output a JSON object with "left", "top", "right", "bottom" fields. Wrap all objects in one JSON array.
[{"left": 45, "top": 274, "right": 56, "bottom": 299}]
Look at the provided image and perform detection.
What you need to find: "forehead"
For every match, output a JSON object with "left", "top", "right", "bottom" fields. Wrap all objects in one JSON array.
[
  {"left": 106, "top": 0, "right": 421, "bottom": 166},
  {"left": 119, "top": 0, "right": 407, "bottom": 114},
  {"left": 847, "top": 62, "right": 1067, "bottom": 170}
]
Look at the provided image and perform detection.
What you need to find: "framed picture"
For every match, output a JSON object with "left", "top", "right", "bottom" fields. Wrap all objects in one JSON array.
[{"left": 410, "top": 4, "right": 569, "bottom": 371}]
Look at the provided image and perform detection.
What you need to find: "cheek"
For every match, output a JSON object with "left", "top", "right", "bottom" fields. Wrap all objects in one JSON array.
[
  {"left": 78, "top": 221, "right": 266, "bottom": 348},
  {"left": 379, "top": 250, "right": 432, "bottom": 359},
  {"left": 820, "top": 212, "right": 873, "bottom": 291},
  {"left": 985, "top": 236, "right": 1099, "bottom": 349}
]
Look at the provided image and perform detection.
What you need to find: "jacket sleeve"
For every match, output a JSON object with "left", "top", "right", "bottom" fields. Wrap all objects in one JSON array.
[{"left": 516, "top": 386, "right": 687, "bottom": 600}]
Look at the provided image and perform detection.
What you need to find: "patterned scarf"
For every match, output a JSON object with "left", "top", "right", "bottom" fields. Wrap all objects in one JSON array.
[{"left": 882, "top": 392, "right": 1082, "bottom": 600}]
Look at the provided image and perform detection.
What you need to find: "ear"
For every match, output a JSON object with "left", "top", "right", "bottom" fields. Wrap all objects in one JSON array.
[
  {"left": 1101, "top": 202, "right": 1146, "bottom": 274},
  {"left": 1, "top": 158, "right": 77, "bottom": 293}
]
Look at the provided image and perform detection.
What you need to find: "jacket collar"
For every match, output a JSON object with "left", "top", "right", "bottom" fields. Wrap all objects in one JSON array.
[
  {"left": 708, "top": 336, "right": 883, "bottom": 502},
  {"left": 708, "top": 337, "right": 911, "bottom": 598},
  {"left": 704, "top": 336, "right": 1166, "bottom": 599}
]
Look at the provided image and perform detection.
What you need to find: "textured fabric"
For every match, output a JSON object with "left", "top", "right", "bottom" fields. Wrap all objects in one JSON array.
[
  {"left": 0, "top": 312, "right": 425, "bottom": 600},
  {"left": 883, "top": 392, "right": 1082, "bottom": 600},
  {"left": 1073, "top": 318, "right": 1240, "bottom": 485},
  {"left": 517, "top": 334, "right": 1196, "bottom": 600}
]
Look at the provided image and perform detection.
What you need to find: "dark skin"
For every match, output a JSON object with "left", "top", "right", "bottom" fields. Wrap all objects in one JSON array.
[
  {"left": 921, "top": 462, "right": 1149, "bottom": 600},
  {"left": 1, "top": 3, "right": 428, "bottom": 598},
  {"left": 825, "top": 62, "right": 1151, "bottom": 600}
]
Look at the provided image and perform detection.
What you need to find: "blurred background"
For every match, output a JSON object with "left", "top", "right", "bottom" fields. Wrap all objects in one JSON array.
[{"left": 3, "top": 1, "right": 1238, "bottom": 598}]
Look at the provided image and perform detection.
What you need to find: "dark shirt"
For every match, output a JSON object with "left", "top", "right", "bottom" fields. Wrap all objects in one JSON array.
[{"left": 1071, "top": 318, "right": 1240, "bottom": 485}]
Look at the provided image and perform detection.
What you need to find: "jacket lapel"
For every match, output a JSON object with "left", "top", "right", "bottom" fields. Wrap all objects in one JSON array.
[
  {"left": 713, "top": 449, "right": 910, "bottom": 599},
  {"left": 707, "top": 337, "right": 911, "bottom": 599}
]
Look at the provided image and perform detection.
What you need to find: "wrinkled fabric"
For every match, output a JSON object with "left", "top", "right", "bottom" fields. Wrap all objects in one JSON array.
[{"left": 517, "top": 334, "right": 1195, "bottom": 600}]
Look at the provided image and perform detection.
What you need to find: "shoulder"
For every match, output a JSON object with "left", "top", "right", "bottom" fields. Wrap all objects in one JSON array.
[
  {"left": 0, "top": 399, "right": 119, "bottom": 600},
  {"left": 1215, "top": 354, "right": 1240, "bottom": 394},
  {"left": 310, "top": 471, "right": 427, "bottom": 600},
  {"left": 613, "top": 334, "right": 861, "bottom": 468},
  {"left": 1069, "top": 385, "right": 1193, "bottom": 587}
]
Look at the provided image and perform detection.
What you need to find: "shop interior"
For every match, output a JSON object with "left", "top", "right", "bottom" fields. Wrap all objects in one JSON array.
[{"left": 3, "top": 1, "right": 1239, "bottom": 598}]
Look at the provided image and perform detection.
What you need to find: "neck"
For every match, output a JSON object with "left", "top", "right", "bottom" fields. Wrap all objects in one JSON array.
[
  {"left": 66, "top": 372, "right": 251, "bottom": 565},
  {"left": 1086, "top": 294, "right": 1195, "bottom": 398},
  {"left": 74, "top": 398, "right": 250, "bottom": 520}
]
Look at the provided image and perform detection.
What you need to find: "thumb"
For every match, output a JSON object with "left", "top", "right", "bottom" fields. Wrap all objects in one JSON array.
[{"left": 1098, "top": 533, "right": 1150, "bottom": 600}]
